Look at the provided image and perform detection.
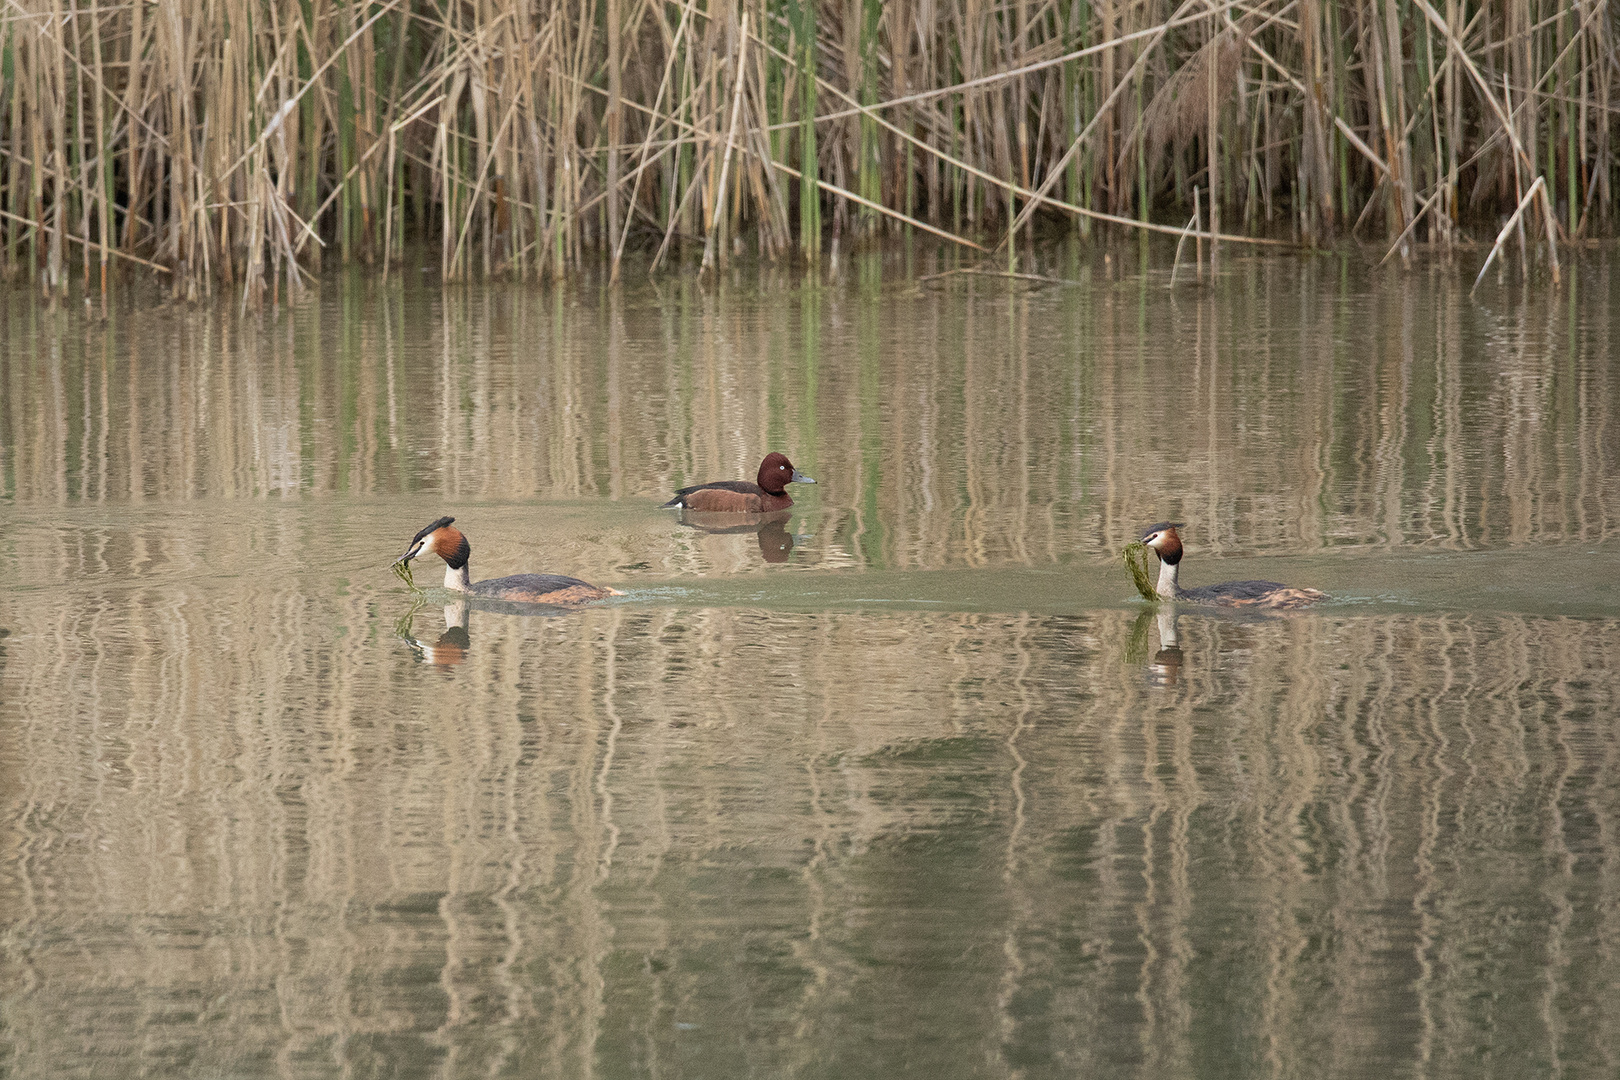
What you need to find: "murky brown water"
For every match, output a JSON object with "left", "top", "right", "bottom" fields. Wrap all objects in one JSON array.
[{"left": 3, "top": 247, "right": 1620, "bottom": 1078}]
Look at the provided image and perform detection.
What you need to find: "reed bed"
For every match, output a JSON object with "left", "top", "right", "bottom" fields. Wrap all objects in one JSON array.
[{"left": 0, "top": 1, "right": 1613, "bottom": 302}]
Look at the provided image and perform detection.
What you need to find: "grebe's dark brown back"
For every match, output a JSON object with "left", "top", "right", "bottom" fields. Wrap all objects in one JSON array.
[{"left": 1140, "top": 522, "right": 1326, "bottom": 609}]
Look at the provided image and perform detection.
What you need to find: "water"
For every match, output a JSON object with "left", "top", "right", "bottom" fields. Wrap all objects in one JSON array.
[{"left": 2, "top": 248, "right": 1619, "bottom": 1078}]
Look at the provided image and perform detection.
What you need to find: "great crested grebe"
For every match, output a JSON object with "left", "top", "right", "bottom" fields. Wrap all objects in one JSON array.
[
  {"left": 1140, "top": 522, "right": 1326, "bottom": 609},
  {"left": 662, "top": 452, "right": 815, "bottom": 513},
  {"left": 395, "top": 516, "right": 620, "bottom": 605}
]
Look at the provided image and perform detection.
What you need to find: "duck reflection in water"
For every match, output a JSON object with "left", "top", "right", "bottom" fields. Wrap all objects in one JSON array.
[{"left": 674, "top": 509, "right": 799, "bottom": 564}]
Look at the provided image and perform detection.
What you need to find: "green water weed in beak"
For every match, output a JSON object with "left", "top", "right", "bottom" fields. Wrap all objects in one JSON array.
[
  {"left": 1121, "top": 541, "right": 1157, "bottom": 602},
  {"left": 392, "top": 557, "right": 419, "bottom": 593}
]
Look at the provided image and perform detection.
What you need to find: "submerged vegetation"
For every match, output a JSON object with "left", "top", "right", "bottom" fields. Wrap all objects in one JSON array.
[
  {"left": 0, "top": 1, "right": 1610, "bottom": 301},
  {"left": 392, "top": 556, "right": 418, "bottom": 592}
]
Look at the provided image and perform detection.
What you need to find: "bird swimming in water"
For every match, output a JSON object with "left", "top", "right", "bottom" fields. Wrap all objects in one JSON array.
[
  {"left": 662, "top": 452, "right": 815, "bottom": 513},
  {"left": 395, "top": 516, "right": 620, "bottom": 604},
  {"left": 1140, "top": 522, "right": 1326, "bottom": 609}
]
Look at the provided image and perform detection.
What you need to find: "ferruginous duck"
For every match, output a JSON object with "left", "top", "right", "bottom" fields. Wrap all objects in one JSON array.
[{"left": 661, "top": 452, "right": 815, "bottom": 513}]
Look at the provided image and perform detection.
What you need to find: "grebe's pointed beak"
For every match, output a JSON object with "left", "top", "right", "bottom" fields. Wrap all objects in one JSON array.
[
  {"left": 395, "top": 539, "right": 425, "bottom": 566},
  {"left": 790, "top": 468, "right": 816, "bottom": 485}
]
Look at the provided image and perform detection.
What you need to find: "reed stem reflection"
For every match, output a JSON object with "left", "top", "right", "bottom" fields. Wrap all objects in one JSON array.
[{"left": 3, "top": 257, "right": 1620, "bottom": 1076}]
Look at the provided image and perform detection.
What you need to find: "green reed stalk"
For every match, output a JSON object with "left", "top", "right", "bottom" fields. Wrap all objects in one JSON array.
[
  {"left": 68, "top": 0, "right": 86, "bottom": 288},
  {"left": 2, "top": 27, "right": 17, "bottom": 275},
  {"left": 1563, "top": 3, "right": 1577, "bottom": 237},
  {"left": 796, "top": 0, "right": 820, "bottom": 258},
  {"left": 338, "top": 55, "right": 354, "bottom": 264},
  {"left": 856, "top": 0, "right": 880, "bottom": 236},
  {"left": 45, "top": 0, "right": 66, "bottom": 293}
]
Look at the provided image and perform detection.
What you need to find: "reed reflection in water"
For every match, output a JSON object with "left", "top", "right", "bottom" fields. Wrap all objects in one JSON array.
[
  {"left": 1, "top": 570, "right": 1617, "bottom": 1077},
  {"left": 2, "top": 249, "right": 1620, "bottom": 1077},
  {"left": 4, "top": 249, "right": 1618, "bottom": 565}
]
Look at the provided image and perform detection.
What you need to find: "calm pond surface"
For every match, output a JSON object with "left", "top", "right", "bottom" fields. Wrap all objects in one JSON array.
[{"left": 2, "top": 246, "right": 1619, "bottom": 1079}]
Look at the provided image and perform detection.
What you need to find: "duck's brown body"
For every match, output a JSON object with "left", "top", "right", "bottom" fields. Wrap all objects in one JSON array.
[
  {"left": 395, "top": 516, "right": 617, "bottom": 605},
  {"left": 666, "top": 481, "right": 794, "bottom": 513},
  {"left": 1140, "top": 522, "right": 1326, "bottom": 610},
  {"left": 663, "top": 452, "right": 814, "bottom": 513}
]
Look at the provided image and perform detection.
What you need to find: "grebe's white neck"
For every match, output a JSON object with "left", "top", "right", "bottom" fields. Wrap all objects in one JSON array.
[
  {"left": 444, "top": 563, "right": 471, "bottom": 592},
  {"left": 1155, "top": 557, "right": 1180, "bottom": 600}
]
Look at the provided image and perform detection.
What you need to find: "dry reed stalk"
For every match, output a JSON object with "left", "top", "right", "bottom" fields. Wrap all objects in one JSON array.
[
  {"left": 1169, "top": 184, "right": 1200, "bottom": 284},
  {"left": 45, "top": 0, "right": 66, "bottom": 293},
  {"left": 1471, "top": 173, "right": 1555, "bottom": 293},
  {"left": 0, "top": 205, "right": 173, "bottom": 271},
  {"left": 1005, "top": 0, "right": 1204, "bottom": 244},
  {"left": 778, "top": 2, "right": 1283, "bottom": 249},
  {"left": 701, "top": 10, "right": 747, "bottom": 271},
  {"left": 1, "top": 0, "right": 1614, "bottom": 292},
  {"left": 774, "top": 157, "right": 986, "bottom": 249}
]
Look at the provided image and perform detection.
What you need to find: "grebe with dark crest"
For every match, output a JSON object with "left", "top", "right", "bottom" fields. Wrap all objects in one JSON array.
[
  {"left": 1140, "top": 522, "right": 1326, "bottom": 610},
  {"left": 395, "top": 517, "right": 620, "bottom": 605},
  {"left": 662, "top": 452, "right": 815, "bottom": 513}
]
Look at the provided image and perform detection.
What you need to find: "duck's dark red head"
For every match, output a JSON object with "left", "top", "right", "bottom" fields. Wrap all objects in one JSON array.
[
  {"left": 757, "top": 452, "right": 816, "bottom": 495},
  {"left": 397, "top": 515, "right": 471, "bottom": 569},
  {"left": 1140, "top": 522, "right": 1184, "bottom": 565}
]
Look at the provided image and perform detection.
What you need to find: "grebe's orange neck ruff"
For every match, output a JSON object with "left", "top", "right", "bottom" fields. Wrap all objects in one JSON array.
[
  {"left": 425, "top": 526, "right": 472, "bottom": 592},
  {"left": 397, "top": 517, "right": 475, "bottom": 593}
]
